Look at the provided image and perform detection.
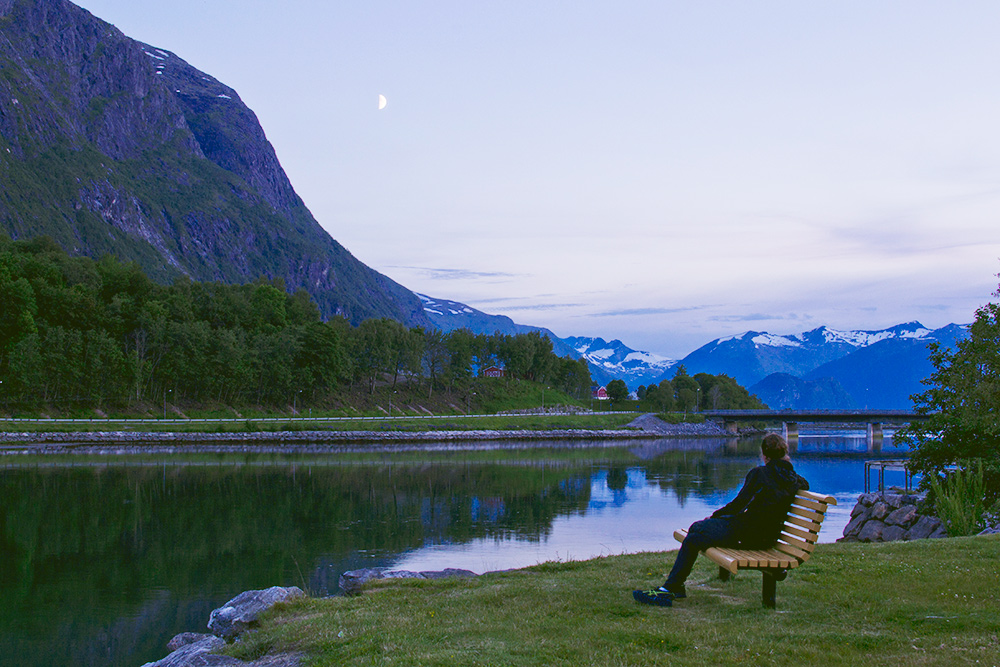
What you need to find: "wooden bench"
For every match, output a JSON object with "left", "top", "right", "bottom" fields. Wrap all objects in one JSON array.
[{"left": 673, "top": 489, "right": 837, "bottom": 608}]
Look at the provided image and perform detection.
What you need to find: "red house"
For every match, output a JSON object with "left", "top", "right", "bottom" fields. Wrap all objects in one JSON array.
[
  {"left": 482, "top": 365, "right": 505, "bottom": 378},
  {"left": 591, "top": 386, "right": 608, "bottom": 400}
]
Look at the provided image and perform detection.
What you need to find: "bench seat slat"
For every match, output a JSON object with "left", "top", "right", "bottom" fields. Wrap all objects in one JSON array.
[{"left": 773, "top": 542, "right": 809, "bottom": 561}]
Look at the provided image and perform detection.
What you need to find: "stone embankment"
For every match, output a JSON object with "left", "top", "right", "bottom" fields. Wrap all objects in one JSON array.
[
  {"left": 338, "top": 567, "right": 479, "bottom": 596},
  {"left": 839, "top": 492, "right": 947, "bottom": 542},
  {"left": 0, "top": 415, "right": 735, "bottom": 454}
]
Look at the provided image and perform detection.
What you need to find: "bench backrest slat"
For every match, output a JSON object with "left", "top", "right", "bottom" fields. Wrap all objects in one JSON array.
[
  {"left": 798, "top": 489, "right": 837, "bottom": 505},
  {"left": 789, "top": 505, "right": 827, "bottom": 523},
  {"left": 792, "top": 496, "right": 831, "bottom": 513},
  {"left": 777, "top": 531, "right": 816, "bottom": 554},
  {"left": 786, "top": 514, "right": 823, "bottom": 532},
  {"left": 781, "top": 522, "right": 819, "bottom": 543}
]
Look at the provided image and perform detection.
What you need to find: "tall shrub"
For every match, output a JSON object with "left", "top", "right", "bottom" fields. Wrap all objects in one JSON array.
[{"left": 897, "top": 276, "right": 1000, "bottom": 506}]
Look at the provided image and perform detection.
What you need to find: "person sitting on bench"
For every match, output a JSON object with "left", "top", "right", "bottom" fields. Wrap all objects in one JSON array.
[{"left": 633, "top": 433, "right": 810, "bottom": 607}]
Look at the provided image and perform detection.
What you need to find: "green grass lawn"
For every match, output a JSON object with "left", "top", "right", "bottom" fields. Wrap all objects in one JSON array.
[{"left": 225, "top": 536, "right": 1000, "bottom": 666}]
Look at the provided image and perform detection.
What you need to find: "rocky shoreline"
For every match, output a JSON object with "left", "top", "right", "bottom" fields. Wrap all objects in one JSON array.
[{"left": 0, "top": 415, "right": 736, "bottom": 455}]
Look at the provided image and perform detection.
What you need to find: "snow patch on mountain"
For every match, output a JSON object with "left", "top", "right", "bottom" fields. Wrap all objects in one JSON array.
[
  {"left": 752, "top": 333, "right": 802, "bottom": 348},
  {"left": 565, "top": 336, "right": 676, "bottom": 388}
]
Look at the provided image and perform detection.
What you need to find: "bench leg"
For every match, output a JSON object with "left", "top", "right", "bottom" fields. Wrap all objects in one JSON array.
[
  {"left": 761, "top": 569, "right": 788, "bottom": 609},
  {"left": 718, "top": 566, "right": 731, "bottom": 582}
]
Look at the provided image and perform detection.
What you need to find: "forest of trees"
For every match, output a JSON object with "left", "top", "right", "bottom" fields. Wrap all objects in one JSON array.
[
  {"left": 635, "top": 366, "right": 767, "bottom": 412},
  {"left": 0, "top": 235, "right": 592, "bottom": 410}
]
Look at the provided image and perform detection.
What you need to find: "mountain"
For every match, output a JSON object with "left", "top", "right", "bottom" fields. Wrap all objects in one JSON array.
[
  {"left": 418, "top": 295, "right": 677, "bottom": 387},
  {"left": 671, "top": 322, "right": 966, "bottom": 409},
  {"left": 562, "top": 336, "right": 676, "bottom": 390},
  {"left": 802, "top": 323, "right": 968, "bottom": 409},
  {"left": 0, "top": 0, "right": 429, "bottom": 327},
  {"left": 749, "top": 373, "right": 858, "bottom": 410},
  {"left": 417, "top": 293, "right": 604, "bottom": 375}
]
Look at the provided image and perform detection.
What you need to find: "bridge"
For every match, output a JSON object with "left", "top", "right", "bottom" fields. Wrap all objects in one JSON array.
[{"left": 702, "top": 409, "right": 930, "bottom": 449}]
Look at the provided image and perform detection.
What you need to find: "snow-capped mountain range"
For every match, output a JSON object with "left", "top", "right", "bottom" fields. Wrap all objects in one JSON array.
[
  {"left": 677, "top": 322, "right": 963, "bottom": 388},
  {"left": 668, "top": 322, "right": 967, "bottom": 409},
  {"left": 420, "top": 293, "right": 965, "bottom": 409}
]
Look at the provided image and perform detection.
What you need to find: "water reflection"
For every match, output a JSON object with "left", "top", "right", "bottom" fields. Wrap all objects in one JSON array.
[{"left": 0, "top": 434, "right": 907, "bottom": 667}]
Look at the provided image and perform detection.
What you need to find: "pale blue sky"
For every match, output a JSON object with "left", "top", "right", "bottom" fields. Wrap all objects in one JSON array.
[{"left": 75, "top": 0, "right": 1000, "bottom": 358}]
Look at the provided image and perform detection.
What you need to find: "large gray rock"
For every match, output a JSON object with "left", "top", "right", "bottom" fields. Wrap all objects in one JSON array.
[
  {"left": 167, "top": 634, "right": 216, "bottom": 652},
  {"left": 885, "top": 504, "right": 918, "bottom": 527},
  {"left": 858, "top": 520, "right": 886, "bottom": 542},
  {"left": 881, "top": 524, "right": 907, "bottom": 542},
  {"left": 882, "top": 494, "right": 904, "bottom": 509},
  {"left": 140, "top": 634, "right": 239, "bottom": 667},
  {"left": 208, "top": 586, "right": 304, "bottom": 642},
  {"left": 842, "top": 505, "right": 873, "bottom": 537},
  {"left": 870, "top": 501, "right": 891, "bottom": 521},
  {"left": 905, "top": 515, "right": 945, "bottom": 540},
  {"left": 339, "top": 567, "right": 478, "bottom": 596}
]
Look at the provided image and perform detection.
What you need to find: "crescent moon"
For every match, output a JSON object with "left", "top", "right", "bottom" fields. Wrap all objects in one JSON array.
[{"left": 377, "top": 94, "right": 387, "bottom": 110}]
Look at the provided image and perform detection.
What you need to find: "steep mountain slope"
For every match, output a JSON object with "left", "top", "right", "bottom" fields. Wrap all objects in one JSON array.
[{"left": 0, "top": 0, "right": 429, "bottom": 326}]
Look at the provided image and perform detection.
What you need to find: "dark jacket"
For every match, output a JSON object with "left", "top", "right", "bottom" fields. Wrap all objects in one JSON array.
[{"left": 711, "top": 459, "right": 809, "bottom": 547}]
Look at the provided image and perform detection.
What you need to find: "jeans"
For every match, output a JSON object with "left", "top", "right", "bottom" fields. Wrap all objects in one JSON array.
[{"left": 664, "top": 516, "right": 740, "bottom": 588}]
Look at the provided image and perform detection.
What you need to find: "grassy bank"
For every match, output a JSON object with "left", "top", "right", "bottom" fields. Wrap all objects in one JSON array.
[
  {"left": 0, "top": 412, "right": 641, "bottom": 434},
  {"left": 226, "top": 536, "right": 1000, "bottom": 666},
  {"left": 0, "top": 378, "right": 599, "bottom": 422}
]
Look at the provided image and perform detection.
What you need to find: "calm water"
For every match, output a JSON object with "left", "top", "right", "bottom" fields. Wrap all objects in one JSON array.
[{"left": 0, "top": 430, "right": 908, "bottom": 666}]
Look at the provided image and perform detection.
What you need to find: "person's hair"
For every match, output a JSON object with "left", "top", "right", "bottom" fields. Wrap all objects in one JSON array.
[{"left": 761, "top": 433, "right": 788, "bottom": 461}]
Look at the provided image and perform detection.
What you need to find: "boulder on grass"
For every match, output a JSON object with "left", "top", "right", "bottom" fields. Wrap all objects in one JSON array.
[{"left": 208, "top": 586, "right": 304, "bottom": 642}]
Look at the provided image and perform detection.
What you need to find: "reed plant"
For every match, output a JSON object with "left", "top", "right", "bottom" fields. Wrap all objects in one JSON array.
[{"left": 928, "top": 460, "right": 989, "bottom": 537}]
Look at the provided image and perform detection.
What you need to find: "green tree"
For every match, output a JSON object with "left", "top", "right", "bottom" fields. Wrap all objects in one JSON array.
[
  {"left": 897, "top": 280, "right": 1000, "bottom": 504},
  {"left": 446, "top": 328, "right": 476, "bottom": 386},
  {"left": 657, "top": 378, "right": 676, "bottom": 411},
  {"left": 694, "top": 372, "right": 766, "bottom": 410},
  {"left": 606, "top": 378, "right": 629, "bottom": 402},
  {"left": 421, "top": 328, "right": 450, "bottom": 397},
  {"left": 673, "top": 365, "right": 700, "bottom": 413}
]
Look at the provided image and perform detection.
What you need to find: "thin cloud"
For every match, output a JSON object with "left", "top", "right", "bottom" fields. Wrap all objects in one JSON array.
[
  {"left": 494, "top": 303, "right": 587, "bottom": 312},
  {"left": 594, "top": 306, "right": 711, "bottom": 317},
  {"left": 708, "top": 313, "right": 801, "bottom": 324},
  {"left": 392, "top": 266, "right": 522, "bottom": 281}
]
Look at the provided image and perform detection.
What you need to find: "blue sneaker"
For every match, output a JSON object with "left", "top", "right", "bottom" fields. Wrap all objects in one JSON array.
[
  {"left": 632, "top": 588, "right": 673, "bottom": 606},
  {"left": 663, "top": 584, "right": 686, "bottom": 599}
]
